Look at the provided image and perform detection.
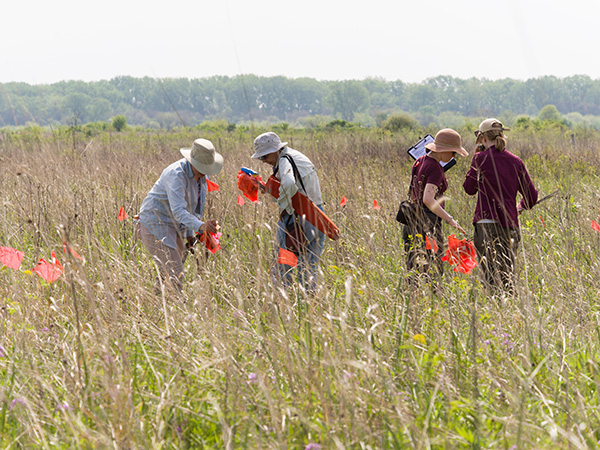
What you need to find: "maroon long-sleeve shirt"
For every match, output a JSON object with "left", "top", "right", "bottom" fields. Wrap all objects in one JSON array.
[{"left": 463, "top": 146, "right": 538, "bottom": 228}]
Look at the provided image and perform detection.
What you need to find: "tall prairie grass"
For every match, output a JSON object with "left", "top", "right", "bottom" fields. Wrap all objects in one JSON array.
[{"left": 1, "top": 125, "right": 600, "bottom": 448}]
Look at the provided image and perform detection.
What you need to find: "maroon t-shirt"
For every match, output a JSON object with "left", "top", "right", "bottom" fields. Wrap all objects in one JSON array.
[
  {"left": 410, "top": 155, "right": 447, "bottom": 208},
  {"left": 463, "top": 146, "right": 538, "bottom": 228}
]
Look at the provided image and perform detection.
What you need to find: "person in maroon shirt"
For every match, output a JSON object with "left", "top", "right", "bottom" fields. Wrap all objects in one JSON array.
[
  {"left": 403, "top": 128, "right": 467, "bottom": 279},
  {"left": 463, "top": 118, "right": 538, "bottom": 292}
]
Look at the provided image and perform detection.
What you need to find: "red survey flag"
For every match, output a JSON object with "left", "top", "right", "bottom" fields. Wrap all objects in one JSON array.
[
  {"left": 63, "top": 244, "right": 83, "bottom": 260},
  {"left": 540, "top": 216, "right": 545, "bottom": 229},
  {"left": 33, "top": 252, "right": 63, "bottom": 283},
  {"left": 278, "top": 248, "right": 298, "bottom": 267},
  {"left": 441, "top": 234, "right": 478, "bottom": 274},
  {"left": 340, "top": 196, "right": 348, "bottom": 207},
  {"left": 593, "top": 220, "right": 600, "bottom": 232},
  {"left": 206, "top": 179, "right": 220, "bottom": 192},
  {"left": 0, "top": 246, "right": 24, "bottom": 270},
  {"left": 237, "top": 170, "right": 262, "bottom": 203},
  {"left": 373, "top": 200, "right": 381, "bottom": 210},
  {"left": 117, "top": 207, "right": 128, "bottom": 222},
  {"left": 425, "top": 236, "right": 439, "bottom": 253},
  {"left": 237, "top": 194, "right": 245, "bottom": 206},
  {"left": 197, "top": 231, "right": 221, "bottom": 254}
]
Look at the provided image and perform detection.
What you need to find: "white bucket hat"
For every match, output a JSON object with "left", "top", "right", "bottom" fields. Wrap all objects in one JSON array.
[
  {"left": 180, "top": 138, "right": 223, "bottom": 175},
  {"left": 251, "top": 132, "right": 288, "bottom": 159}
]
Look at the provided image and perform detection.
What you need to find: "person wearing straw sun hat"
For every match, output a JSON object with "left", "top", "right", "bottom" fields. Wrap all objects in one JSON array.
[
  {"left": 463, "top": 118, "right": 538, "bottom": 293},
  {"left": 403, "top": 128, "right": 468, "bottom": 279},
  {"left": 252, "top": 131, "right": 325, "bottom": 293},
  {"left": 137, "top": 138, "right": 223, "bottom": 293}
]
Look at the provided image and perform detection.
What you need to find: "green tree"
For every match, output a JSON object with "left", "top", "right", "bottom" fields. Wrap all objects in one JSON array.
[
  {"left": 381, "top": 112, "right": 420, "bottom": 131},
  {"left": 538, "top": 104, "right": 561, "bottom": 122},
  {"left": 325, "top": 81, "right": 369, "bottom": 121},
  {"left": 112, "top": 114, "right": 127, "bottom": 132}
]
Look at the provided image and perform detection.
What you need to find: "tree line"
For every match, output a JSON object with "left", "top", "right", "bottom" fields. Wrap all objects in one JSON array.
[{"left": 1, "top": 74, "right": 600, "bottom": 128}]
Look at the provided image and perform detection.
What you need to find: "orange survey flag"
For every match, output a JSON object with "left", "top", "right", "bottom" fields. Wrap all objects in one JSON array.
[
  {"left": 373, "top": 200, "right": 381, "bottom": 210},
  {"left": 278, "top": 248, "right": 298, "bottom": 267},
  {"left": 237, "top": 171, "right": 262, "bottom": 203},
  {"left": 63, "top": 243, "right": 83, "bottom": 260},
  {"left": 441, "top": 234, "right": 478, "bottom": 274},
  {"left": 0, "top": 246, "right": 24, "bottom": 270},
  {"left": 33, "top": 251, "right": 63, "bottom": 283},
  {"left": 593, "top": 220, "right": 600, "bottom": 232},
  {"left": 197, "top": 231, "right": 222, "bottom": 254},
  {"left": 264, "top": 175, "right": 340, "bottom": 241},
  {"left": 206, "top": 179, "right": 220, "bottom": 192},
  {"left": 340, "top": 196, "right": 347, "bottom": 207},
  {"left": 425, "top": 236, "right": 439, "bottom": 253},
  {"left": 117, "top": 207, "right": 128, "bottom": 222}
]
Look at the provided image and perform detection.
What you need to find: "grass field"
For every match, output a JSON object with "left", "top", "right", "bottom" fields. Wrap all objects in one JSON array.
[{"left": 1, "top": 124, "right": 600, "bottom": 449}]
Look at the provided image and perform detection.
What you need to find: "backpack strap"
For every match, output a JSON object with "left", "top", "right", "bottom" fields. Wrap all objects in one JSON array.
[{"left": 274, "top": 154, "right": 307, "bottom": 195}]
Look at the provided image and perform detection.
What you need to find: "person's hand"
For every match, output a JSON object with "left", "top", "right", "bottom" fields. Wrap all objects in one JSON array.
[
  {"left": 198, "top": 219, "right": 219, "bottom": 234},
  {"left": 186, "top": 235, "right": 196, "bottom": 249},
  {"left": 448, "top": 218, "right": 467, "bottom": 235}
]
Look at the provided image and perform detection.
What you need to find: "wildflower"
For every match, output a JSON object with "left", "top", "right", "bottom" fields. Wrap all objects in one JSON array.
[
  {"left": 10, "top": 398, "right": 25, "bottom": 409},
  {"left": 413, "top": 334, "right": 427, "bottom": 345},
  {"left": 305, "top": 444, "right": 322, "bottom": 450},
  {"left": 247, "top": 372, "right": 258, "bottom": 384},
  {"left": 56, "top": 401, "right": 70, "bottom": 411}
]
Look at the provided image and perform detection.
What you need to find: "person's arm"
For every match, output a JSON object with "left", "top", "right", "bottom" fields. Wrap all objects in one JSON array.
[
  {"left": 423, "top": 183, "right": 466, "bottom": 234},
  {"left": 277, "top": 157, "right": 298, "bottom": 215},
  {"left": 165, "top": 172, "right": 203, "bottom": 232},
  {"left": 462, "top": 157, "right": 479, "bottom": 196},
  {"left": 517, "top": 163, "right": 539, "bottom": 212}
]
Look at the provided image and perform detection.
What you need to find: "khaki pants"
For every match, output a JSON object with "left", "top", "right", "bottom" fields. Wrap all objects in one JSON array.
[{"left": 137, "top": 222, "right": 187, "bottom": 293}]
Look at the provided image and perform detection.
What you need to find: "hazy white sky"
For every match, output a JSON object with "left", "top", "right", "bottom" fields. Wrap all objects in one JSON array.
[{"left": 2, "top": 0, "right": 597, "bottom": 84}]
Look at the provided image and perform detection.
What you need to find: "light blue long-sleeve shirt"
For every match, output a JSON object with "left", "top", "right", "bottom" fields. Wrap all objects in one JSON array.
[{"left": 139, "top": 159, "right": 207, "bottom": 249}]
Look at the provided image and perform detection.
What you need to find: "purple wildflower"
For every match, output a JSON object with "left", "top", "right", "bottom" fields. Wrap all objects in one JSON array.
[
  {"left": 247, "top": 372, "right": 258, "bottom": 384},
  {"left": 56, "top": 401, "right": 70, "bottom": 411},
  {"left": 305, "top": 444, "right": 322, "bottom": 450},
  {"left": 10, "top": 398, "right": 25, "bottom": 409}
]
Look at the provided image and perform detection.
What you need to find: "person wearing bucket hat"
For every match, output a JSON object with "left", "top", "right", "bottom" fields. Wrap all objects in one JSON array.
[
  {"left": 136, "top": 138, "right": 223, "bottom": 293},
  {"left": 402, "top": 128, "right": 467, "bottom": 280},
  {"left": 463, "top": 118, "right": 538, "bottom": 292},
  {"left": 252, "top": 131, "right": 325, "bottom": 292}
]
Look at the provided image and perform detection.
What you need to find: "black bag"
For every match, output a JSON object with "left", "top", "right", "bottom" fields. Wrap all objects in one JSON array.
[
  {"left": 284, "top": 213, "right": 307, "bottom": 254},
  {"left": 396, "top": 200, "right": 418, "bottom": 225}
]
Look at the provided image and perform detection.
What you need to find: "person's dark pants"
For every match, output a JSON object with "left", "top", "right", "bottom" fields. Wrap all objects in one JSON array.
[
  {"left": 473, "top": 223, "right": 521, "bottom": 292},
  {"left": 402, "top": 214, "right": 444, "bottom": 280}
]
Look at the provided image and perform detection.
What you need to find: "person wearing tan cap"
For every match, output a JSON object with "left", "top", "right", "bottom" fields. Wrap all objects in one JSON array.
[
  {"left": 463, "top": 118, "right": 538, "bottom": 292},
  {"left": 403, "top": 128, "right": 468, "bottom": 278},
  {"left": 137, "top": 138, "right": 223, "bottom": 293}
]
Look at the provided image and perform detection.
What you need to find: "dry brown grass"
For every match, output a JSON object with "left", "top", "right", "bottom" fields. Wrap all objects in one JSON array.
[{"left": 1, "top": 125, "right": 600, "bottom": 448}]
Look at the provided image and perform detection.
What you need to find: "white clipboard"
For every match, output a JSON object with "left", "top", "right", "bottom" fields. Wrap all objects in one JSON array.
[{"left": 406, "top": 134, "right": 456, "bottom": 172}]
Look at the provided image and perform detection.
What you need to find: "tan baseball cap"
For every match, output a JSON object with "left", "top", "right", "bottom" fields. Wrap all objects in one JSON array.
[{"left": 478, "top": 118, "right": 510, "bottom": 134}]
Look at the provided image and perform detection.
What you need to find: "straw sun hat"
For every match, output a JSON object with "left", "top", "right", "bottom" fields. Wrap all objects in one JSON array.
[
  {"left": 425, "top": 128, "right": 468, "bottom": 157},
  {"left": 180, "top": 139, "right": 224, "bottom": 175}
]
